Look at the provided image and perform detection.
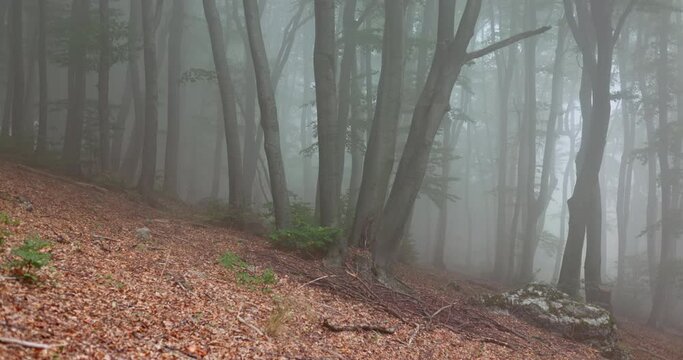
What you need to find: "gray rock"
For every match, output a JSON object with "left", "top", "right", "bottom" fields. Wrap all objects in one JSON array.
[
  {"left": 135, "top": 227, "right": 152, "bottom": 241},
  {"left": 481, "top": 283, "right": 626, "bottom": 359}
]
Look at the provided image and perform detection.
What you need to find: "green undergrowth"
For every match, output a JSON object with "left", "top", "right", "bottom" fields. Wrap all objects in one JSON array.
[
  {"left": 5, "top": 235, "right": 52, "bottom": 283},
  {"left": 219, "top": 251, "right": 277, "bottom": 291}
]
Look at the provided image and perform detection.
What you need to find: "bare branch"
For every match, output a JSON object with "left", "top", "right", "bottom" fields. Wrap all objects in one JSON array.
[
  {"left": 465, "top": 26, "right": 552, "bottom": 61},
  {"left": 612, "top": 0, "right": 637, "bottom": 45}
]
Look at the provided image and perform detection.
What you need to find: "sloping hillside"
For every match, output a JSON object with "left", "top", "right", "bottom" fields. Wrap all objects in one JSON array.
[{"left": 0, "top": 159, "right": 679, "bottom": 359}]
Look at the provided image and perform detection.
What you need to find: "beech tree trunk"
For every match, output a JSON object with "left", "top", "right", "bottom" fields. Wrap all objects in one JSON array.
[
  {"left": 163, "top": 0, "right": 184, "bottom": 197},
  {"left": 203, "top": 0, "right": 245, "bottom": 208},
  {"left": 62, "top": 0, "right": 89, "bottom": 175},
  {"left": 98, "top": 0, "right": 111, "bottom": 171},
  {"left": 243, "top": 0, "right": 292, "bottom": 229},
  {"left": 36, "top": 0, "right": 47, "bottom": 153},
  {"left": 138, "top": 0, "right": 159, "bottom": 199},
  {"left": 9, "top": 0, "right": 24, "bottom": 144},
  {"left": 349, "top": 0, "right": 406, "bottom": 248}
]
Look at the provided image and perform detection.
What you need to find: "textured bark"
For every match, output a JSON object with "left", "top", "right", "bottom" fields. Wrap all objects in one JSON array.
[
  {"left": 62, "top": 0, "right": 89, "bottom": 176},
  {"left": 36, "top": 0, "right": 47, "bottom": 153},
  {"left": 243, "top": 0, "right": 292, "bottom": 229},
  {"left": 349, "top": 0, "right": 406, "bottom": 248},
  {"left": 163, "top": 0, "right": 184, "bottom": 197},
  {"left": 313, "top": 0, "right": 341, "bottom": 263},
  {"left": 98, "top": 0, "right": 111, "bottom": 171},
  {"left": 9, "top": 0, "right": 24, "bottom": 143},
  {"left": 203, "top": 0, "right": 245, "bottom": 208}
]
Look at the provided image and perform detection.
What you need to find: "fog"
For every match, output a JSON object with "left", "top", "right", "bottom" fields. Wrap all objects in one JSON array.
[{"left": 1, "top": 0, "right": 682, "bottom": 329}]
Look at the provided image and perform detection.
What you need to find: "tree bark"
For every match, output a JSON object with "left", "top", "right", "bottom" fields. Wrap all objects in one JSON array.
[
  {"left": 98, "top": 0, "right": 111, "bottom": 171},
  {"left": 349, "top": 0, "right": 406, "bottom": 248},
  {"left": 62, "top": 0, "right": 89, "bottom": 176},
  {"left": 9, "top": 0, "right": 24, "bottom": 144},
  {"left": 163, "top": 0, "right": 184, "bottom": 197},
  {"left": 138, "top": 0, "right": 159, "bottom": 199},
  {"left": 242, "top": 0, "right": 292, "bottom": 229},
  {"left": 36, "top": 0, "right": 48, "bottom": 153},
  {"left": 203, "top": 0, "right": 245, "bottom": 208}
]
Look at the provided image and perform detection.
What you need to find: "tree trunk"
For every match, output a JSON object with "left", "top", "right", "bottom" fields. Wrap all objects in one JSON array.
[
  {"left": 138, "top": 0, "right": 159, "bottom": 199},
  {"left": 98, "top": 0, "right": 111, "bottom": 171},
  {"left": 163, "top": 0, "right": 184, "bottom": 197},
  {"left": 349, "top": 0, "right": 406, "bottom": 248},
  {"left": 313, "top": 0, "right": 342, "bottom": 264},
  {"left": 203, "top": 0, "right": 245, "bottom": 208},
  {"left": 242, "top": 0, "right": 292, "bottom": 229},
  {"left": 36, "top": 0, "right": 47, "bottom": 153},
  {"left": 62, "top": 0, "right": 89, "bottom": 176},
  {"left": 9, "top": 0, "right": 24, "bottom": 144}
]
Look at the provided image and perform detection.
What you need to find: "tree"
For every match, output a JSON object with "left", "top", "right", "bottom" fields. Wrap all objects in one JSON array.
[
  {"left": 36, "top": 0, "right": 48, "bottom": 153},
  {"left": 371, "top": 0, "right": 550, "bottom": 279},
  {"left": 242, "top": 0, "right": 292, "bottom": 229},
  {"left": 349, "top": 0, "right": 406, "bottom": 249},
  {"left": 9, "top": 0, "right": 24, "bottom": 144},
  {"left": 137, "top": 0, "right": 159, "bottom": 199},
  {"left": 62, "top": 0, "right": 89, "bottom": 175},
  {"left": 203, "top": 0, "right": 245, "bottom": 208},
  {"left": 98, "top": 0, "right": 111, "bottom": 171},
  {"left": 163, "top": 0, "right": 184, "bottom": 197},
  {"left": 557, "top": 0, "right": 636, "bottom": 301}
]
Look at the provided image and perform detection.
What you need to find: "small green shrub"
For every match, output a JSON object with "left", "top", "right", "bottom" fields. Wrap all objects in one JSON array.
[
  {"left": 269, "top": 225, "right": 340, "bottom": 256},
  {"left": 219, "top": 251, "right": 247, "bottom": 269},
  {"left": 0, "top": 212, "right": 19, "bottom": 226},
  {"left": 237, "top": 267, "right": 277, "bottom": 287},
  {"left": 7, "top": 235, "right": 52, "bottom": 282},
  {"left": 0, "top": 228, "right": 10, "bottom": 246}
]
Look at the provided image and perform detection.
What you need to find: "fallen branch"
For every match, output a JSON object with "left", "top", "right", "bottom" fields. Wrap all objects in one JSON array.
[
  {"left": 407, "top": 324, "right": 420, "bottom": 346},
  {"left": 237, "top": 315, "right": 266, "bottom": 338},
  {"left": 634, "top": 347, "right": 668, "bottom": 360},
  {"left": 297, "top": 275, "right": 335, "bottom": 290},
  {"left": 429, "top": 303, "right": 455, "bottom": 321},
  {"left": 0, "top": 336, "right": 64, "bottom": 350},
  {"left": 323, "top": 319, "right": 395, "bottom": 335},
  {"left": 16, "top": 164, "right": 108, "bottom": 193},
  {"left": 478, "top": 337, "right": 514, "bottom": 349}
]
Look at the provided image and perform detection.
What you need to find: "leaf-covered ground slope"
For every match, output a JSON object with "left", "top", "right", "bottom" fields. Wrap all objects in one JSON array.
[{"left": 0, "top": 159, "right": 680, "bottom": 359}]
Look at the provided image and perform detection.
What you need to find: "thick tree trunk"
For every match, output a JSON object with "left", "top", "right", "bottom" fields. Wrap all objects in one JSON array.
[
  {"left": 203, "top": 0, "right": 245, "bottom": 208},
  {"left": 98, "top": 0, "right": 111, "bottom": 172},
  {"left": 62, "top": 0, "right": 89, "bottom": 176},
  {"left": 36, "top": 0, "right": 47, "bottom": 153},
  {"left": 163, "top": 0, "right": 184, "bottom": 197},
  {"left": 349, "top": 0, "right": 406, "bottom": 248},
  {"left": 243, "top": 0, "right": 292, "bottom": 229}
]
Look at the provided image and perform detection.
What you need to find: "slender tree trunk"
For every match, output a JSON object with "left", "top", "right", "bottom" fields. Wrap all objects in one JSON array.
[
  {"left": 243, "top": 0, "right": 292, "bottom": 229},
  {"left": 163, "top": 0, "right": 184, "bottom": 197},
  {"left": 62, "top": 0, "right": 89, "bottom": 175},
  {"left": 98, "top": 0, "right": 111, "bottom": 171},
  {"left": 138, "top": 0, "right": 159, "bottom": 199},
  {"left": 36, "top": 0, "right": 47, "bottom": 153},
  {"left": 9, "top": 0, "right": 24, "bottom": 144},
  {"left": 211, "top": 103, "right": 224, "bottom": 199},
  {"left": 203, "top": 0, "right": 245, "bottom": 208},
  {"left": 349, "top": 0, "right": 406, "bottom": 248}
]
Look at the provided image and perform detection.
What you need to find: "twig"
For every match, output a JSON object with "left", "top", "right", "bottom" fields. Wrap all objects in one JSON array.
[
  {"left": 297, "top": 275, "right": 335, "bottom": 290},
  {"left": 633, "top": 347, "right": 668, "bottom": 360},
  {"left": 0, "top": 276, "right": 19, "bottom": 281},
  {"left": 323, "top": 319, "right": 395, "bottom": 335},
  {"left": 237, "top": 315, "right": 266, "bottom": 338},
  {"left": 478, "top": 337, "right": 514, "bottom": 349},
  {"left": 163, "top": 345, "right": 198, "bottom": 359},
  {"left": 407, "top": 324, "right": 420, "bottom": 346},
  {"left": 0, "top": 336, "right": 64, "bottom": 350},
  {"left": 429, "top": 303, "right": 455, "bottom": 320}
]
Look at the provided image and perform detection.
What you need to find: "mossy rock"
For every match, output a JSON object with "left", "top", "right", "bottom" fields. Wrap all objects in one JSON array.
[{"left": 481, "top": 284, "right": 627, "bottom": 359}]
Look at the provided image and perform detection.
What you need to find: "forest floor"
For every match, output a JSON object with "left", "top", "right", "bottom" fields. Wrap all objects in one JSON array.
[{"left": 0, "top": 158, "right": 681, "bottom": 359}]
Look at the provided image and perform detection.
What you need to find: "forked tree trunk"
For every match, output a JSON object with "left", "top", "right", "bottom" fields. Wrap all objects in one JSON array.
[
  {"left": 203, "top": 0, "right": 245, "bottom": 208},
  {"left": 349, "top": 0, "right": 406, "bottom": 248},
  {"left": 243, "top": 0, "right": 292, "bottom": 229}
]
